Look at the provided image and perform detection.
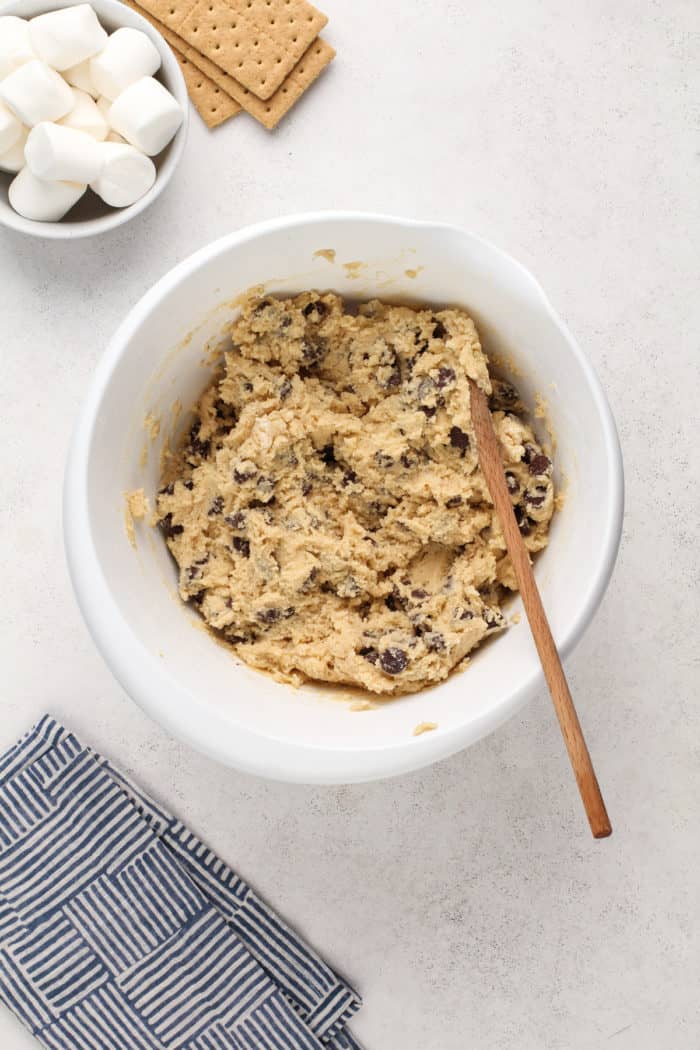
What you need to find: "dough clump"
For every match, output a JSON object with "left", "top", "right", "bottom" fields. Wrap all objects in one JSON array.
[{"left": 156, "top": 293, "right": 555, "bottom": 695}]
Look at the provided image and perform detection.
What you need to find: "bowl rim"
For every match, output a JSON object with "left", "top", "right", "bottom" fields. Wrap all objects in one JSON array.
[
  {"left": 0, "top": 0, "right": 189, "bottom": 240},
  {"left": 63, "top": 211, "right": 625, "bottom": 783}
]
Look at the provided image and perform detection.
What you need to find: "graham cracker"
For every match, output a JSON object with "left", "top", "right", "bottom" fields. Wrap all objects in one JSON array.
[
  {"left": 128, "top": 0, "right": 334, "bottom": 129},
  {"left": 173, "top": 49, "right": 242, "bottom": 127},
  {"left": 182, "top": 36, "right": 335, "bottom": 129},
  {"left": 177, "top": 0, "right": 327, "bottom": 99}
]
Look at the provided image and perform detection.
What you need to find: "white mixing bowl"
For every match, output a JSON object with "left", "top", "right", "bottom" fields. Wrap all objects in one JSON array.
[{"left": 64, "top": 213, "right": 624, "bottom": 783}]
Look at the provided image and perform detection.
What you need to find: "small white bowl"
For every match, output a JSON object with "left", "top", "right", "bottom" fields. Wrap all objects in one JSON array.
[
  {"left": 0, "top": 0, "right": 188, "bottom": 239},
  {"left": 64, "top": 213, "right": 624, "bottom": 783}
]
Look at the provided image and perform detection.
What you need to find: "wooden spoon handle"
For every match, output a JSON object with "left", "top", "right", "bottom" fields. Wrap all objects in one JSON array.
[{"left": 469, "top": 380, "right": 611, "bottom": 839}]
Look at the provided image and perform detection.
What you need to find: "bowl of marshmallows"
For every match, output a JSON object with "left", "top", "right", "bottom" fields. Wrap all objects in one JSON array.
[{"left": 0, "top": 0, "right": 188, "bottom": 237}]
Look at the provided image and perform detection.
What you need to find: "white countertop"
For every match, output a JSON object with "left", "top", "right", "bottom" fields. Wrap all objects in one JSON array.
[{"left": 2, "top": 1, "right": 699, "bottom": 1046}]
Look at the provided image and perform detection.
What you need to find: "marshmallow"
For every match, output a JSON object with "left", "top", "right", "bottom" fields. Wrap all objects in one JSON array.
[
  {"left": 90, "top": 140, "right": 155, "bottom": 207},
  {"left": 8, "top": 166, "right": 85, "bottom": 221},
  {"left": 106, "top": 130, "right": 126, "bottom": 142},
  {"left": 63, "top": 57, "right": 98, "bottom": 98},
  {"left": 0, "top": 100, "right": 22, "bottom": 154},
  {"left": 0, "top": 16, "right": 36, "bottom": 80},
  {"left": 59, "top": 88, "right": 108, "bottom": 140},
  {"left": 96, "top": 95, "right": 112, "bottom": 119},
  {"left": 29, "top": 4, "right": 107, "bottom": 72},
  {"left": 25, "top": 121, "right": 102, "bottom": 183},
  {"left": 0, "top": 60, "right": 74, "bottom": 126},
  {"left": 90, "top": 28, "right": 161, "bottom": 101},
  {"left": 108, "top": 76, "right": 182, "bottom": 156},
  {"left": 0, "top": 126, "right": 29, "bottom": 173}
]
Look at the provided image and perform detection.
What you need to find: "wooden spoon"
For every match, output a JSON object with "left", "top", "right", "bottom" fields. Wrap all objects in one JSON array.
[{"left": 469, "top": 379, "right": 611, "bottom": 839}]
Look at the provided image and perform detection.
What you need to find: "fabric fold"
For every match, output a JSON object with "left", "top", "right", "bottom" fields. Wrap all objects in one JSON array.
[{"left": 0, "top": 716, "right": 362, "bottom": 1050}]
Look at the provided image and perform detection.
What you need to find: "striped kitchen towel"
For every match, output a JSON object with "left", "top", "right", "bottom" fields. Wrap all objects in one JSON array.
[{"left": 0, "top": 715, "right": 363, "bottom": 1050}]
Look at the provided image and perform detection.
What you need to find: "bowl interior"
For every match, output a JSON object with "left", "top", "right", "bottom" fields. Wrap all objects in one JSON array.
[
  {"left": 0, "top": 0, "right": 188, "bottom": 239},
  {"left": 67, "top": 216, "right": 622, "bottom": 782}
]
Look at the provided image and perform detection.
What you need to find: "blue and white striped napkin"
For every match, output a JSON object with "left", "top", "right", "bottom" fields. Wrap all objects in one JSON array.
[{"left": 0, "top": 716, "right": 362, "bottom": 1050}]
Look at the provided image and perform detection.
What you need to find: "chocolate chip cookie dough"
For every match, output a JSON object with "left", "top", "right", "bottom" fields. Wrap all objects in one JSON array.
[{"left": 156, "top": 293, "right": 555, "bottom": 695}]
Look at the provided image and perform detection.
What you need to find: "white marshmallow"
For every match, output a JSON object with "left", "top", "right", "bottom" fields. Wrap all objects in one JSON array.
[
  {"left": 90, "top": 140, "right": 155, "bottom": 207},
  {"left": 0, "top": 126, "right": 29, "bottom": 173},
  {"left": 108, "top": 76, "right": 182, "bottom": 156},
  {"left": 0, "top": 60, "right": 74, "bottom": 126},
  {"left": 0, "top": 100, "right": 22, "bottom": 154},
  {"left": 8, "top": 166, "right": 85, "bottom": 221},
  {"left": 106, "top": 130, "right": 125, "bottom": 142},
  {"left": 90, "top": 28, "right": 161, "bottom": 101},
  {"left": 59, "top": 88, "right": 108, "bottom": 140},
  {"left": 29, "top": 4, "right": 107, "bottom": 72},
  {"left": 0, "top": 16, "right": 36, "bottom": 80},
  {"left": 63, "top": 58, "right": 98, "bottom": 98},
  {"left": 25, "top": 121, "right": 102, "bottom": 183},
  {"left": 96, "top": 95, "right": 112, "bottom": 120}
]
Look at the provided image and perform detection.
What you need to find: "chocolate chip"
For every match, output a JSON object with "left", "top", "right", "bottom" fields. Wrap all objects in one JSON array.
[
  {"left": 227, "top": 634, "right": 248, "bottom": 644},
  {"left": 400, "top": 452, "right": 416, "bottom": 468},
  {"left": 280, "top": 315, "right": 292, "bottom": 328},
  {"left": 505, "top": 472, "right": 519, "bottom": 495},
  {"left": 279, "top": 378, "right": 292, "bottom": 400},
  {"left": 459, "top": 608, "right": 474, "bottom": 620},
  {"left": 483, "top": 608, "right": 504, "bottom": 630},
  {"left": 525, "top": 493, "right": 545, "bottom": 507},
  {"left": 188, "top": 423, "right": 210, "bottom": 458},
  {"left": 419, "top": 406, "right": 436, "bottom": 419},
  {"left": 301, "top": 477, "right": 313, "bottom": 496},
  {"left": 232, "top": 536, "right": 250, "bottom": 558},
  {"left": 449, "top": 426, "right": 470, "bottom": 451},
  {"left": 226, "top": 511, "right": 246, "bottom": 530},
  {"left": 301, "top": 337, "right": 327, "bottom": 368},
  {"left": 385, "top": 368, "right": 402, "bottom": 389},
  {"left": 342, "top": 469, "right": 358, "bottom": 487},
  {"left": 303, "top": 300, "right": 327, "bottom": 318},
  {"left": 208, "top": 496, "right": 224, "bottom": 516},
  {"left": 256, "top": 608, "right": 280, "bottom": 624},
  {"left": 183, "top": 480, "right": 194, "bottom": 491},
  {"left": 432, "top": 321, "right": 448, "bottom": 339},
  {"left": 253, "top": 298, "right": 273, "bottom": 314},
  {"left": 248, "top": 497, "right": 276, "bottom": 510},
  {"left": 435, "top": 366, "right": 456, "bottom": 388},
  {"left": 424, "top": 631, "right": 446, "bottom": 653},
  {"left": 445, "top": 495, "right": 462, "bottom": 508},
  {"left": 359, "top": 646, "right": 379, "bottom": 665},
  {"left": 188, "top": 589, "right": 205, "bottom": 605},
  {"left": 488, "top": 380, "right": 520, "bottom": 412},
  {"left": 319, "top": 444, "right": 335, "bottom": 466},
  {"left": 411, "top": 588, "right": 428, "bottom": 599},
  {"left": 379, "top": 647, "right": 408, "bottom": 675},
  {"left": 158, "top": 482, "right": 174, "bottom": 497},
  {"left": 158, "top": 513, "right": 183, "bottom": 539},
  {"left": 233, "top": 467, "right": 256, "bottom": 483},
  {"left": 514, "top": 505, "right": 533, "bottom": 535},
  {"left": 214, "top": 398, "right": 235, "bottom": 420},
  {"left": 528, "top": 454, "right": 551, "bottom": 476},
  {"left": 320, "top": 581, "right": 336, "bottom": 595},
  {"left": 384, "top": 588, "right": 405, "bottom": 612},
  {"left": 522, "top": 444, "right": 536, "bottom": 465},
  {"left": 374, "top": 452, "right": 394, "bottom": 469}
]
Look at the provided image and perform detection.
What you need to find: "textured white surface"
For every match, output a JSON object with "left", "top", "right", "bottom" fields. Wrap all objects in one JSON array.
[{"left": 1, "top": 0, "right": 698, "bottom": 1046}]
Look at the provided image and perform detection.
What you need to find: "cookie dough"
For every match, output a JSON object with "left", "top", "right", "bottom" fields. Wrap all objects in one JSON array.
[{"left": 156, "top": 292, "right": 555, "bottom": 695}]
